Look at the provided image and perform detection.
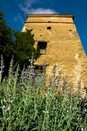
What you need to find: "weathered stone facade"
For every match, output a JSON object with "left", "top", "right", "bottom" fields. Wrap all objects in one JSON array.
[{"left": 22, "top": 14, "right": 87, "bottom": 96}]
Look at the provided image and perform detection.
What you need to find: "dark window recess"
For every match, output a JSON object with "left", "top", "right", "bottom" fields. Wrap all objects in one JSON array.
[
  {"left": 47, "top": 26, "right": 51, "bottom": 30},
  {"left": 38, "top": 41, "right": 47, "bottom": 54},
  {"left": 35, "top": 65, "right": 46, "bottom": 72},
  {"left": 48, "top": 21, "right": 51, "bottom": 23}
]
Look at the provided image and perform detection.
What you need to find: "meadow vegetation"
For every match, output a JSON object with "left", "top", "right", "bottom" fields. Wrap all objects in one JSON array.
[{"left": 0, "top": 59, "right": 87, "bottom": 131}]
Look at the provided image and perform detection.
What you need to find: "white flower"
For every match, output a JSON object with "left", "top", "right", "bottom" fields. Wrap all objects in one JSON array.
[{"left": 43, "top": 110, "right": 48, "bottom": 114}]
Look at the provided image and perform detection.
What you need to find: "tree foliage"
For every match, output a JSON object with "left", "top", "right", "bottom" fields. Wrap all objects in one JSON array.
[
  {"left": 13, "top": 30, "right": 40, "bottom": 66},
  {"left": 0, "top": 10, "right": 15, "bottom": 55},
  {"left": 0, "top": 10, "right": 40, "bottom": 78},
  {"left": 0, "top": 10, "right": 39, "bottom": 66}
]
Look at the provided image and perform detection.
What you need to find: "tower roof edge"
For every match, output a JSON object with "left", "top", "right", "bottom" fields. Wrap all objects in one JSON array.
[{"left": 26, "top": 14, "right": 74, "bottom": 18}]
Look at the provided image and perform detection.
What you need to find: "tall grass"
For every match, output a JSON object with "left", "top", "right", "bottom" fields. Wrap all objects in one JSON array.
[{"left": 0, "top": 59, "right": 87, "bottom": 131}]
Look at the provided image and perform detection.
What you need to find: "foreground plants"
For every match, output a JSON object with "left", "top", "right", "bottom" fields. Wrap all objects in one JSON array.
[{"left": 0, "top": 62, "right": 87, "bottom": 131}]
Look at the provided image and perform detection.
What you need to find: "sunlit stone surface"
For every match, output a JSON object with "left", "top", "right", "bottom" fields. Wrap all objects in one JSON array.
[{"left": 22, "top": 14, "right": 87, "bottom": 97}]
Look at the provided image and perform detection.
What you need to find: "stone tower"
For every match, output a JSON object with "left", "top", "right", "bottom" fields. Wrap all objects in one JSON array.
[{"left": 22, "top": 14, "right": 87, "bottom": 95}]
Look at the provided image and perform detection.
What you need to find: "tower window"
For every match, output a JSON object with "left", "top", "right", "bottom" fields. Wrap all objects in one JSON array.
[
  {"left": 69, "top": 29, "right": 72, "bottom": 32},
  {"left": 47, "top": 26, "right": 51, "bottom": 30},
  {"left": 48, "top": 21, "right": 51, "bottom": 23},
  {"left": 37, "top": 41, "right": 47, "bottom": 54}
]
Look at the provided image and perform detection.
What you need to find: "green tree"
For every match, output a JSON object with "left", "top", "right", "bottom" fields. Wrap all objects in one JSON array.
[
  {"left": 13, "top": 30, "right": 40, "bottom": 67},
  {"left": 0, "top": 10, "right": 39, "bottom": 68},
  {"left": 0, "top": 10, "right": 16, "bottom": 79},
  {"left": 0, "top": 10, "right": 15, "bottom": 56}
]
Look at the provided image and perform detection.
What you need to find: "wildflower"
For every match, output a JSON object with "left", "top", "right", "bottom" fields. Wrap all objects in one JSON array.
[
  {"left": 43, "top": 110, "right": 49, "bottom": 114},
  {"left": 5, "top": 105, "right": 11, "bottom": 111}
]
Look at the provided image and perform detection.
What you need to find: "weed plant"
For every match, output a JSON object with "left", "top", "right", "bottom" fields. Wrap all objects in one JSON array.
[{"left": 0, "top": 59, "right": 87, "bottom": 131}]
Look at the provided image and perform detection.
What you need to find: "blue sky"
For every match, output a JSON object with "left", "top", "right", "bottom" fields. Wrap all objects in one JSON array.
[{"left": 0, "top": 0, "right": 87, "bottom": 54}]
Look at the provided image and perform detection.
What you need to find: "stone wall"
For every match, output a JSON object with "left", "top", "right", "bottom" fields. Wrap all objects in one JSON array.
[{"left": 22, "top": 14, "right": 87, "bottom": 97}]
